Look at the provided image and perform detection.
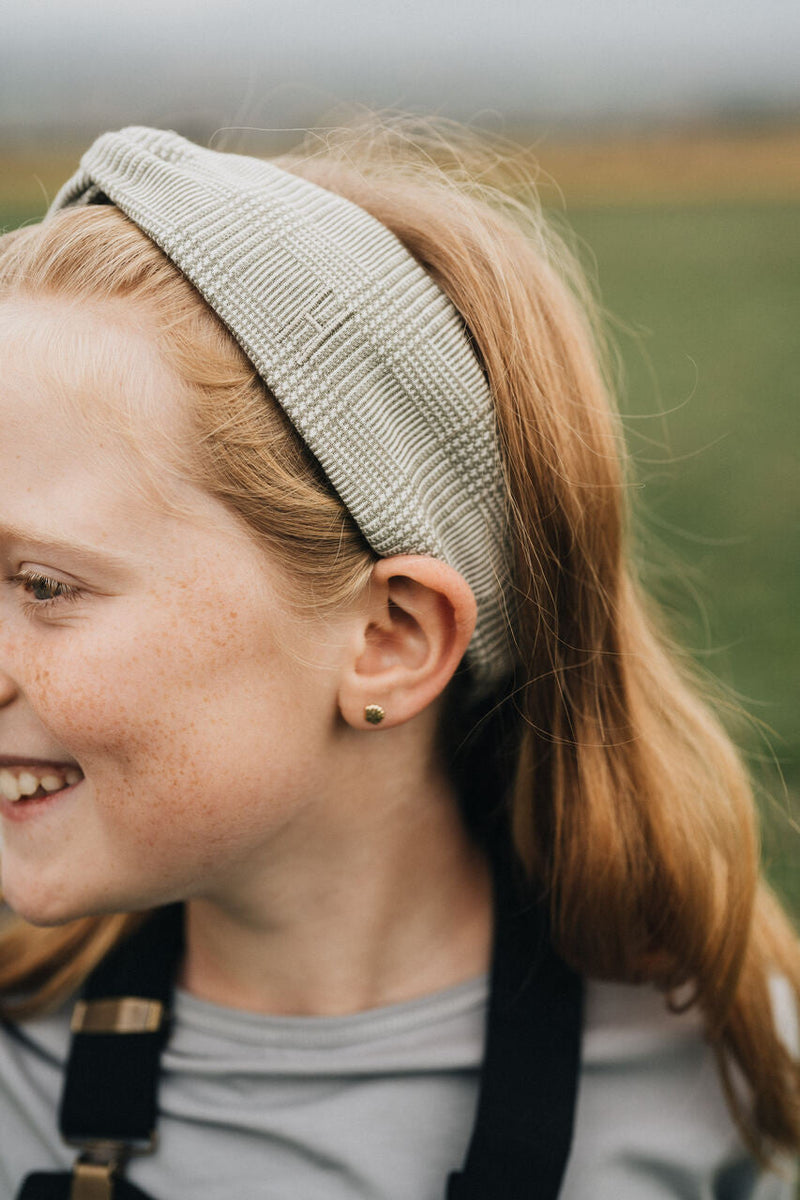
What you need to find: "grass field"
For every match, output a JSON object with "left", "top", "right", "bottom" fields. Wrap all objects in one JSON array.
[
  {"left": 1, "top": 129, "right": 798, "bottom": 911},
  {"left": 564, "top": 201, "right": 800, "bottom": 911}
]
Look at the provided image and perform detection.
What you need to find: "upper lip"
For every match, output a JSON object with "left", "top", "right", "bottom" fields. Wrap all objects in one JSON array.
[{"left": 0, "top": 755, "right": 81, "bottom": 770}]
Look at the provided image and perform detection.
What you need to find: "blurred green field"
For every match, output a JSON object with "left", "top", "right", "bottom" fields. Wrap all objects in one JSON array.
[
  {"left": 565, "top": 203, "right": 800, "bottom": 912},
  {"left": 1, "top": 148, "right": 798, "bottom": 913}
]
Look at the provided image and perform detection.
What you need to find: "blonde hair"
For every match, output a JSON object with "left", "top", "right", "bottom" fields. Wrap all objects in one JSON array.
[{"left": 0, "top": 117, "right": 798, "bottom": 1158}]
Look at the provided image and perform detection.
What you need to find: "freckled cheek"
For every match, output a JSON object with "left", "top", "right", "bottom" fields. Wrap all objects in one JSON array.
[
  {"left": 29, "top": 608, "right": 288, "bottom": 772},
  {"left": 25, "top": 626, "right": 213, "bottom": 759},
  {"left": 30, "top": 671, "right": 150, "bottom": 766},
  {"left": 18, "top": 649, "right": 115, "bottom": 742}
]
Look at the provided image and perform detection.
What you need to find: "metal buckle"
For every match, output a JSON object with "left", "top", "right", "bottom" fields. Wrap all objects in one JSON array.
[
  {"left": 70, "top": 997, "right": 164, "bottom": 1034},
  {"left": 66, "top": 997, "right": 163, "bottom": 1193},
  {"left": 65, "top": 1129, "right": 158, "bottom": 1198},
  {"left": 65, "top": 1131, "right": 158, "bottom": 1158},
  {"left": 69, "top": 1142, "right": 126, "bottom": 1200}
]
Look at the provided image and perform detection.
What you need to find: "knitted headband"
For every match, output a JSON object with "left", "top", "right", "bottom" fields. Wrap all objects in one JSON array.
[{"left": 48, "top": 127, "right": 512, "bottom": 692}]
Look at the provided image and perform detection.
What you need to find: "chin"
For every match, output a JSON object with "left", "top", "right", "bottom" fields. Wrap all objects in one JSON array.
[
  {"left": 2, "top": 893, "right": 79, "bottom": 928},
  {"left": 1, "top": 864, "right": 114, "bottom": 928},
  {"left": 3, "top": 885, "right": 78, "bottom": 927}
]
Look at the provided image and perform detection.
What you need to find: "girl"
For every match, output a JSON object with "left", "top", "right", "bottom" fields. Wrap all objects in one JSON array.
[{"left": 0, "top": 117, "right": 797, "bottom": 1199}]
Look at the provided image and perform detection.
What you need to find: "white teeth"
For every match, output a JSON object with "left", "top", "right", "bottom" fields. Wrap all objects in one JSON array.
[
  {"left": 0, "top": 770, "right": 22, "bottom": 802},
  {"left": 0, "top": 765, "right": 82, "bottom": 803},
  {"left": 17, "top": 772, "right": 40, "bottom": 797}
]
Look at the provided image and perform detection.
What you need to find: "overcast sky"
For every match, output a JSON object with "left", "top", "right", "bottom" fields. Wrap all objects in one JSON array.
[{"left": 3, "top": 0, "right": 799, "bottom": 138}]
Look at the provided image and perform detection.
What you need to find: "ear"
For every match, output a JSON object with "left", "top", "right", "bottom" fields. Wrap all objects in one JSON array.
[{"left": 338, "top": 556, "right": 476, "bottom": 730}]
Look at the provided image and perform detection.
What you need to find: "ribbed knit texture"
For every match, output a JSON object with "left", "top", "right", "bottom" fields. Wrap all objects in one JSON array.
[{"left": 49, "top": 128, "right": 512, "bottom": 691}]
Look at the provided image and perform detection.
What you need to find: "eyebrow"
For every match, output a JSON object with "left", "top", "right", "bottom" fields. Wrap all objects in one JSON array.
[{"left": 0, "top": 522, "right": 131, "bottom": 572}]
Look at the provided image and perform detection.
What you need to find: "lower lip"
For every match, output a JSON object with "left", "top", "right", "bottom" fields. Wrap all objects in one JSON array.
[{"left": 0, "top": 780, "right": 82, "bottom": 824}]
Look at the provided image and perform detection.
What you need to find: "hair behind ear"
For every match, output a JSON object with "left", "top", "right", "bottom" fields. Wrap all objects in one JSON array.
[{"left": 281, "top": 119, "right": 800, "bottom": 1157}]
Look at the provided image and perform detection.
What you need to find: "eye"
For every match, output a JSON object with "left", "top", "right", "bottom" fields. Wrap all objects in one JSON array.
[{"left": 10, "top": 569, "right": 82, "bottom": 610}]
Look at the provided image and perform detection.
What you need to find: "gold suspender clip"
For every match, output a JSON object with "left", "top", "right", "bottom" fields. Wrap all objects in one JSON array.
[
  {"left": 66, "top": 996, "right": 164, "bottom": 1194},
  {"left": 70, "top": 997, "right": 164, "bottom": 1035},
  {"left": 69, "top": 1142, "right": 127, "bottom": 1200}
]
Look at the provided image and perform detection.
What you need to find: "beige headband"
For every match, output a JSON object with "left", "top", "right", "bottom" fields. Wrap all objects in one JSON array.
[{"left": 49, "top": 127, "right": 512, "bottom": 693}]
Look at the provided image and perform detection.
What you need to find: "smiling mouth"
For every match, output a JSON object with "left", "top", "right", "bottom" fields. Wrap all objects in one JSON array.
[{"left": 0, "top": 764, "right": 83, "bottom": 803}]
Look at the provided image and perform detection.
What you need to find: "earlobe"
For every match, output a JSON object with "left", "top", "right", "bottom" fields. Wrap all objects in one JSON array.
[{"left": 338, "top": 556, "right": 477, "bottom": 730}]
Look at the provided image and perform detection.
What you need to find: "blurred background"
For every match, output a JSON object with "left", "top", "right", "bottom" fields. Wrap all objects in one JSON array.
[{"left": 2, "top": 0, "right": 799, "bottom": 908}]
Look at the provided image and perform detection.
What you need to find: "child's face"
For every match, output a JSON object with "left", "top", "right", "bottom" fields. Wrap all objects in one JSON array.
[{"left": 0, "top": 299, "right": 356, "bottom": 925}]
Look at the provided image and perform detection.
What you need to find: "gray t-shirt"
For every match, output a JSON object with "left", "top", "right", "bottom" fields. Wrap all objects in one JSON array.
[{"left": 0, "top": 976, "right": 795, "bottom": 1199}]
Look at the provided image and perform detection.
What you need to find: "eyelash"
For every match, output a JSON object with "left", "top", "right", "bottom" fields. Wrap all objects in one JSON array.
[{"left": 10, "top": 569, "right": 83, "bottom": 612}]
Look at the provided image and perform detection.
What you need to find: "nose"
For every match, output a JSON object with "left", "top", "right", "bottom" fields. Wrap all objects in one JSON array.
[{"left": 0, "top": 667, "right": 18, "bottom": 708}]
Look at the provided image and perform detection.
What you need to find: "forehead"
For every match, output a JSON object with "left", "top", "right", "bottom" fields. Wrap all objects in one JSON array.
[
  {"left": 0, "top": 296, "right": 254, "bottom": 574},
  {"left": 0, "top": 294, "right": 298, "bottom": 607},
  {"left": 0, "top": 295, "right": 187, "bottom": 439},
  {"left": 0, "top": 293, "right": 274, "bottom": 587},
  {"left": 0, "top": 295, "right": 197, "bottom": 504}
]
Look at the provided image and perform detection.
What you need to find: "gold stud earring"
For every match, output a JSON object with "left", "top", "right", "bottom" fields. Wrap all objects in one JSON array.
[{"left": 364, "top": 704, "right": 385, "bottom": 725}]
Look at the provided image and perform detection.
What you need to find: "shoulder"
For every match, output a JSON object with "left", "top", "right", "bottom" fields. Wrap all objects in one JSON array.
[
  {"left": 0, "top": 1007, "right": 73, "bottom": 1190},
  {"left": 563, "top": 980, "right": 797, "bottom": 1199}
]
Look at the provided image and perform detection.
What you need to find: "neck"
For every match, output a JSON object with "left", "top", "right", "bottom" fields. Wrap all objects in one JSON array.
[{"left": 180, "top": 755, "right": 492, "bottom": 1017}]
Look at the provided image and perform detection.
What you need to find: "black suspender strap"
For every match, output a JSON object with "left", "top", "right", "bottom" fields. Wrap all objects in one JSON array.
[
  {"left": 17, "top": 864, "right": 582, "bottom": 1200},
  {"left": 59, "top": 905, "right": 183, "bottom": 1148},
  {"left": 447, "top": 856, "right": 584, "bottom": 1200},
  {"left": 18, "top": 906, "right": 183, "bottom": 1200}
]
